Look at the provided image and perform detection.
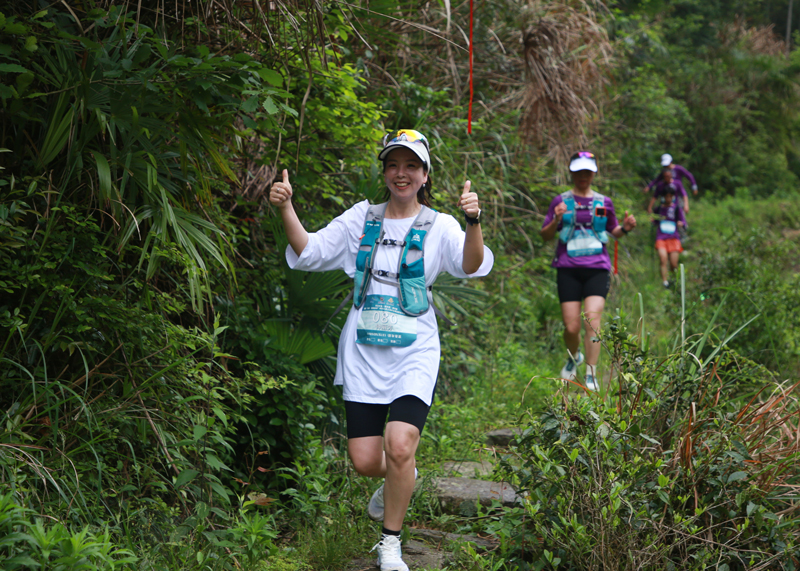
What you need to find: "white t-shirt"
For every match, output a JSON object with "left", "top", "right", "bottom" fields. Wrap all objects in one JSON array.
[{"left": 285, "top": 200, "right": 494, "bottom": 405}]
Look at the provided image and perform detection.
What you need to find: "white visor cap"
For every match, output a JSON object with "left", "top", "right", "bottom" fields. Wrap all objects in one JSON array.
[
  {"left": 378, "top": 129, "right": 432, "bottom": 172},
  {"left": 661, "top": 153, "right": 673, "bottom": 166},
  {"left": 378, "top": 141, "right": 431, "bottom": 172},
  {"left": 569, "top": 153, "right": 598, "bottom": 173}
]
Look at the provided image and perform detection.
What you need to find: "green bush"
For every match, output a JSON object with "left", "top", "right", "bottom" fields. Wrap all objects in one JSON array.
[
  {"left": 496, "top": 316, "right": 800, "bottom": 570},
  {"left": 0, "top": 492, "right": 136, "bottom": 570}
]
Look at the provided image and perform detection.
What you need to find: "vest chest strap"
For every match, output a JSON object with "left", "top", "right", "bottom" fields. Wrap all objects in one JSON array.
[{"left": 353, "top": 203, "right": 438, "bottom": 316}]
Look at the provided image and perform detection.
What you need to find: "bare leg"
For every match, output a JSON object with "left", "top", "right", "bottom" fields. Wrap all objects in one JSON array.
[
  {"left": 348, "top": 436, "right": 386, "bottom": 477},
  {"left": 560, "top": 301, "right": 583, "bottom": 357},
  {"left": 669, "top": 251, "right": 680, "bottom": 275},
  {"left": 382, "top": 421, "right": 420, "bottom": 531},
  {"left": 582, "top": 295, "right": 606, "bottom": 368},
  {"left": 657, "top": 248, "right": 669, "bottom": 282}
]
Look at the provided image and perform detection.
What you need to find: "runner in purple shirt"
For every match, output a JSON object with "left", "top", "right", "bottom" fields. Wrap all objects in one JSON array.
[
  {"left": 540, "top": 151, "right": 637, "bottom": 391},
  {"left": 648, "top": 168, "right": 688, "bottom": 215},
  {"left": 642, "top": 153, "right": 698, "bottom": 201},
  {"left": 652, "top": 186, "right": 687, "bottom": 288}
]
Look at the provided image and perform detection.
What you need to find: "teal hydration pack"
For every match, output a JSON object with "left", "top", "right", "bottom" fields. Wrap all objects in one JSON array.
[
  {"left": 353, "top": 203, "right": 438, "bottom": 316},
  {"left": 558, "top": 191, "right": 609, "bottom": 257}
]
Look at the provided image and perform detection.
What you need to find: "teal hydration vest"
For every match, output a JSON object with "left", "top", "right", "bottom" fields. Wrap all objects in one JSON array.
[
  {"left": 353, "top": 203, "right": 438, "bottom": 316},
  {"left": 558, "top": 191, "right": 609, "bottom": 257}
]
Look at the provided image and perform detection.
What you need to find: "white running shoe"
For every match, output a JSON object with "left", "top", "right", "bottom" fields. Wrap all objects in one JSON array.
[
  {"left": 370, "top": 534, "right": 409, "bottom": 571},
  {"left": 584, "top": 374, "right": 599, "bottom": 391},
  {"left": 560, "top": 351, "right": 584, "bottom": 380},
  {"left": 367, "top": 468, "right": 418, "bottom": 522}
]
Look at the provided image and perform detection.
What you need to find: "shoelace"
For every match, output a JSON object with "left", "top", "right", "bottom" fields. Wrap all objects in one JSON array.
[{"left": 369, "top": 536, "right": 400, "bottom": 556}]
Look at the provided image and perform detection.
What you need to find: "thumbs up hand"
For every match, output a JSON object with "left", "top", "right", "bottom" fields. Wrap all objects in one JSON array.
[
  {"left": 458, "top": 180, "right": 481, "bottom": 219},
  {"left": 622, "top": 210, "right": 637, "bottom": 231},
  {"left": 269, "top": 169, "right": 293, "bottom": 209}
]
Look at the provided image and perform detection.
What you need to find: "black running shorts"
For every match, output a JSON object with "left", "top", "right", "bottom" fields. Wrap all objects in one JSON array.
[
  {"left": 344, "top": 395, "right": 432, "bottom": 439},
  {"left": 556, "top": 267, "right": 611, "bottom": 303}
]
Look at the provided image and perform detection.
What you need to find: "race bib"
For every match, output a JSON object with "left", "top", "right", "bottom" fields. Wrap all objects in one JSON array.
[
  {"left": 356, "top": 295, "right": 417, "bottom": 347},
  {"left": 659, "top": 220, "right": 677, "bottom": 235},
  {"left": 566, "top": 228, "right": 603, "bottom": 257}
]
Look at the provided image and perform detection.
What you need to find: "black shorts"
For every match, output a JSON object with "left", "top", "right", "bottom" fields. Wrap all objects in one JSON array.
[
  {"left": 556, "top": 267, "right": 611, "bottom": 303},
  {"left": 344, "top": 395, "right": 432, "bottom": 439}
]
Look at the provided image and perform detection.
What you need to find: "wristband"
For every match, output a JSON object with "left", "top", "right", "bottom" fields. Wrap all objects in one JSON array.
[
  {"left": 464, "top": 209, "right": 481, "bottom": 226},
  {"left": 621, "top": 227, "right": 630, "bottom": 235}
]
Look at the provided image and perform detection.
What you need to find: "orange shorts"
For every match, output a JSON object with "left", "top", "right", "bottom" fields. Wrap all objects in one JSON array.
[{"left": 655, "top": 238, "right": 683, "bottom": 253}]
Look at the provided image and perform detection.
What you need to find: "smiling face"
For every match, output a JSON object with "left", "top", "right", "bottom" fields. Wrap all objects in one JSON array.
[
  {"left": 383, "top": 147, "right": 428, "bottom": 203},
  {"left": 571, "top": 169, "right": 595, "bottom": 192}
]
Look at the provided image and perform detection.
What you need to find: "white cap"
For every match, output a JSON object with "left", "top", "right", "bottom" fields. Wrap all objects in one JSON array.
[
  {"left": 569, "top": 151, "right": 598, "bottom": 173},
  {"left": 660, "top": 153, "right": 673, "bottom": 167},
  {"left": 378, "top": 130, "right": 431, "bottom": 172}
]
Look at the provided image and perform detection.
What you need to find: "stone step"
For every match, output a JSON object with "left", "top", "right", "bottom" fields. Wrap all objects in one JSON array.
[
  {"left": 346, "top": 530, "right": 499, "bottom": 570},
  {"left": 410, "top": 528, "right": 497, "bottom": 553},
  {"left": 346, "top": 539, "right": 444, "bottom": 570},
  {"left": 433, "top": 477, "right": 518, "bottom": 516},
  {"left": 440, "top": 459, "right": 494, "bottom": 478},
  {"left": 484, "top": 427, "right": 523, "bottom": 447}
]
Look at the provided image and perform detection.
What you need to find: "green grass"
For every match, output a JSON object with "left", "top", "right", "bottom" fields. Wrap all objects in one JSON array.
[{"left": 269, "top": 193, "right": 800, "bottom": 570}]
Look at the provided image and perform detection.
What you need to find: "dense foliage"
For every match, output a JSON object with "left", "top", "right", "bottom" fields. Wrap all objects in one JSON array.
[
  {"left": 498, "top": 317, "right": 799, "bottom": 570},
  {"left": 1, "top": 1, "right": 799, "bottom": 569}
]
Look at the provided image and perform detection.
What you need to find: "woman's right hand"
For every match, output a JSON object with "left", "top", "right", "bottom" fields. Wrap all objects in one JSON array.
[
  {"left": 554, "top": 201, "right": 568, "bottom": 222},
  {"left": 270, "top": 169, "right": 293, "bottom": 209}
]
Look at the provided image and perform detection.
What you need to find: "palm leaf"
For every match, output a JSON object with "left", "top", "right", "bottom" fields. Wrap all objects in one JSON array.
[
  {"left": 432, "top": 272, "right": 489, "bottom": 319},
  {"left": 261, "top": 320, "right": 336, "bottom": 365}
]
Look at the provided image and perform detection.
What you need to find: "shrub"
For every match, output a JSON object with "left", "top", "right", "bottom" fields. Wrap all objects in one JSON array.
[
  {"left": 0, "top": 492, "right": 136, "bottom": 570},
  {"left": 496, "top": 316, "right": 800, "bottom": 570}
]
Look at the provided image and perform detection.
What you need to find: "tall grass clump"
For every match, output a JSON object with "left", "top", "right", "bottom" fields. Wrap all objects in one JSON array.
[
  {"left": 0, "top": 492, "right": 136, "bottom": 570},
  {"left": 495, "top": 292, "right": 800, "bottom": 570}
]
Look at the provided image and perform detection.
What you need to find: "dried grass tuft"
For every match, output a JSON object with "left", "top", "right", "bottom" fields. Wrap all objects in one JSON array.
[
  {"left": 518, "top": 0, "right": 614, "bottom": 175},
  {"left": 719, "top": 17, "right": 787, "bottom": 57}
]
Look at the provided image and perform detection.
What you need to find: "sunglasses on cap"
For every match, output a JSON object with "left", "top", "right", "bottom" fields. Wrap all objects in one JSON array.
[
  {"left": 570, "top": 151, "right": 595, "bottom": 161},
  {"left": 382, "top": 129, "right": 430, "bottom": 151}
]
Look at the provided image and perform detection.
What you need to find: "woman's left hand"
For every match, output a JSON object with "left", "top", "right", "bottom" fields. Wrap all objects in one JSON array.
[
  {"left": 458, "top": 180, "right": 480, "bottom": 218},
  {"left": 622, "top": 210, "right": 637, "bottom": 231}
]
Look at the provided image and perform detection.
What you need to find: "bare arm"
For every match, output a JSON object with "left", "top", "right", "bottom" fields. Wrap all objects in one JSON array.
[
  {"left": 458, "top": 181, "right": 485, "bottom": 274},
  {"left": 540, "top": 201, "right": 567, "bottom": 241},
  {"left": 269, "top": 169, "right": 309, "bottom": 256},
  {"left": 610, "top": 210, "right": 637, "bottom": 239}
]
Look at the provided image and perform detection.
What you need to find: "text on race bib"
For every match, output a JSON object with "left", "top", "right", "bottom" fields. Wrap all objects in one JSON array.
[{"left": 356, "top": 295, "right": 417, "bottom": 347}]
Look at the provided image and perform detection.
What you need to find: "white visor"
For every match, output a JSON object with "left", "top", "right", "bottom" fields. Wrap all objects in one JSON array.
[
  {"left": 378, "top": 141, "right": 431, "bottom": 172},
  {"left": 660, "top": 153, "right": 673, "bottom": 166},
  {"left": 569, "top": 156, "right": 598, "bottom": 173}
]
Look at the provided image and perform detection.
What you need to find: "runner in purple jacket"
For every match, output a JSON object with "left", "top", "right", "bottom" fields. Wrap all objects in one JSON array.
[
  {"left": 540, "top": 151, "right": 637, "bottom": 392},
  {"left": 652, "top": 186, "right": 687, "bottom": 288},
  {"left": 647, "top": 168, "right": 688, "bottom": 215},
  {"left": 642, "top": 153, "right": 699, "bottom": 200}
]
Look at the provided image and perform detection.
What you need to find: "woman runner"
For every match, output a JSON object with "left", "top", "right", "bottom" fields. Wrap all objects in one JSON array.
[
  {"left": 540, "top": 151, "right": 637, "bottom": 391},
  {"left": 269, "top": 129, "right": 494, "bottom": 571},
  {"left": 652, "top": 185, "right": 687, "bottom": 288}
]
